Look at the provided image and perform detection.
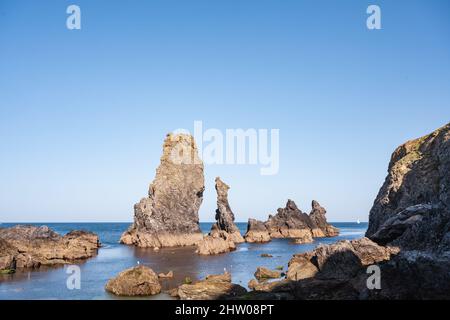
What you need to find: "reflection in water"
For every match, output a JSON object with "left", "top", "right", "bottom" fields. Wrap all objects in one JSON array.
[{"left": 0, "top": 222, "right": 367, "bottom": 300}]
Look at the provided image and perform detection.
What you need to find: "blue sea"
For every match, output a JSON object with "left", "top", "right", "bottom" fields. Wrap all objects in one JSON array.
[{"left": 0, "top": 222, "right": 367, "bottom": 300}]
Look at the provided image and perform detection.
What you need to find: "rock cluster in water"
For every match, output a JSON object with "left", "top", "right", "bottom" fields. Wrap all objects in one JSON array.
[
  {"left": 237, "top": 122, "right": 450, "bottom": 300},
  {"left": 0, "top": 225, "right": 100, "bottom": 272},
  {"left": 244, "top": 199, "right": 339, "bottom": 243},
  {"left": 196, "top": 177, "right": 245, "bottom": 255},
  {"left": 120, "top": 133, "right": 205, "bottom": 248}
]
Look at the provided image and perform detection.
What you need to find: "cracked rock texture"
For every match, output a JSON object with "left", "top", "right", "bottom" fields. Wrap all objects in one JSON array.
[
  {"left": 120, "top": 133, "right": 205, "bottom": 248},
  {"left": 0, "top": 225, "right": 100, "bottom": 271}
]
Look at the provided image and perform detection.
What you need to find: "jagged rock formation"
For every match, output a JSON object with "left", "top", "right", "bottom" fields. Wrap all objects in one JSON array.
[
  {"left": 309, "top": 200, "right": 340, "bottom": 237},
  {"left": 174, "top": 272, "right": 247, "bottom": 300},
  {"left": 105, "top": 266, "right": 161, "bottom": 296},
  {"left": 0, "top": 225, "right": 100, "bottom": 271},
  {"left": 265, "top": 200, "right": 320, "bottom": 239},
  {"left": 244, "top": 219, "right": 271, "bottom": 243},
  {"left": 245, "top": 200, "right": 339, "bottom": 243},
  {"left": 234, "top": 123, "right": 450, "bottom": 300},
  {"left": 196, "top": 177, "right": 244, "bottom": 255},
  {"left": 367, "top": 123, "right": 450, "bottom": 251},
  {"left": 120, "top": 133, "right": 205, "bottom": 248},
  {"left": 211, "top": 177, "right": 245, "bottom": 243}
]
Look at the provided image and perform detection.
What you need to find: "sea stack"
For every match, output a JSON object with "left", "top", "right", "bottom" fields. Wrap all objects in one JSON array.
[
  {"left": 211, "top": 177, "right": 245, "bottom": 243},
  {"left": 120, "top": 133, "right": 205, "bottom": 248},
  {"left": 196, "top": 177, "right": 243, "bottom": 255}
]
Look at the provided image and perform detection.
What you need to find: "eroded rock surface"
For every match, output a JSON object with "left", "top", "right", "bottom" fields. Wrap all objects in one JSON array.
[
  {"left": 244, "top": 219, "right": 271, "bottom": 243},
  {"left": 212, "top": 177, "right": 245, "bottom": 243},
  {"left": 309, "top": 200, "right": 339, "bottom": 237},
  {"left": 196, "top": 229, "right": 236, "bottom": 256},
  {"left": 174, "top": 272, "right": 247, "bottom": 300},
  {"left": 254, "top": 267, "right": 282, "bottom": 280},
  {"left": 105, "top": 266, "right": 161, "bottom": 296},
  {"left": 120, "top": 133, "right": 205, "bottom": 248},
  {"left": 0, "top": 225, "right": 100, "bottom": 271}
]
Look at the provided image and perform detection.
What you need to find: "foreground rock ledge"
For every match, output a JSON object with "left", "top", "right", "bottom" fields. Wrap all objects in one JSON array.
[
  {"left": 0, "top": 225, "right": 100, "bottom": 271},
  {"left": 120, "top": 133, "right": 205, "bottom": 248},
  {"left": 174, "top": 272, "right": 247, "bottom": 300},
  {"left": 105, "top": 266, "right": 161, "bottom": 296}
]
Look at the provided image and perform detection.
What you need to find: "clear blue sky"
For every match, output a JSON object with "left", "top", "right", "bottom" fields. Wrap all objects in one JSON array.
[{"left": 1, "top": 0, "right": 449, "bottom": 222}]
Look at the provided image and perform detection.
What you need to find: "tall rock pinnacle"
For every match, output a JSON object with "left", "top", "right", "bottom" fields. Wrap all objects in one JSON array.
[{"left": 120, "top": 133, "right": 205, "bottom": 248}]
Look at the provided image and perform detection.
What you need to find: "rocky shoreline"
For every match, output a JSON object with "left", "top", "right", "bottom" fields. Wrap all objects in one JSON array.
[
  {"left": 2, "top": 123, "right": 449, "bottom": 300},
  {"left": 0, "top": 225, "right": 100, "bottom": 272}
]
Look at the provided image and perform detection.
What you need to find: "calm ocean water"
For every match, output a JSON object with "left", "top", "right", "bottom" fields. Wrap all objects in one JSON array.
[{"left": 0, "top": 222, "right": 367, "bottom": 300}]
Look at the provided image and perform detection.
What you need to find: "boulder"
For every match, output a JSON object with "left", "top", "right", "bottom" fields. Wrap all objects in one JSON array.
[
  {"left": 0, "top": 225, "right": 100, "bottom": 271},
  {"left": 254, "top": 267, "right": 282, "bottom": 280},
  {"left": 244, "top": 219, "right": 271, "bottom": 243},
  {"left": 196, "top": 230, "right": 236, "bottom": 255},
  {"left": 158, "top": 271, "right": 174, "bottom": 279},
  {"left": 175, "top": 272, "right": 247, "bottom": 300},
  {"left": 120, "top": 133, "right": 205, "bottom": 248},
  {"left": 105, "top": 266, "right": 161, "bottom": 296}
]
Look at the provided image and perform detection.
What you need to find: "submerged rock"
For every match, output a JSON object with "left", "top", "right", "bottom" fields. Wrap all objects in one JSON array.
[
  {"left": 0, "top": 225, "right": 100, "bottom": 271},
  {"left": 244, "top": 219, "right": 271, "bottom": 243},
  {"left": 175, "top": 272, "right": 247, "bottom": 300},
  {"left": 120, "top": 133, "right": 205, "bottom": 248},
  {"left": 105, "top": 266, "right": 161, "bottom": 296}
]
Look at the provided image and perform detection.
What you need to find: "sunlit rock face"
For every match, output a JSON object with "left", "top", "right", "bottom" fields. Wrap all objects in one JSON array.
[{"left": 120, "top": 133, "right": 205, "bottom": 248}]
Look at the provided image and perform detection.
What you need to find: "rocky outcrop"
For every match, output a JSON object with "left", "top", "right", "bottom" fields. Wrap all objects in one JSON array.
[
  {"left": 174, "top": 272, "right": 247, "bottom": 300},
  {"left": 254, "top": 267, "right": 282, "bottom": 280},
  {"left": 366, "top": 123, "right": 450, "bottom": 251},
  {"left": 0, "top": 225, "right": 100, "bottom": 271},
  {"left": 120, "top": 133, "right": 205, "bottom": 248},
  {"left": 105, "top": 266, "right": 161, "bottom": 296},
  {"left": 196, "top": 229, "right": 236, "bottom": 255},
  {"left": 309, "top": 200, "right": 339, "bottom": 237},
  {"left": 236, "top": 123, "right": 450, "bottom": 300},
  {"left": 286, "top": 237, "right": 394, "bottom": 282},
  {"left": 158, "top": 271, "right": 174, "bottom": 279},
  {"left": 264, "top": 200, "right": 325, "bottom": 239},
  {"left": 211, "top": 177, "right": 245, "bottom": 243},
  {"left": 244, "top": 219, "right": 271, "bottom": 243}
]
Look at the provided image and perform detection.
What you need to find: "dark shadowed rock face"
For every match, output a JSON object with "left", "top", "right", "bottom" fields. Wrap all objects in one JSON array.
[
  {"left": 211, "top": 177, "right": 244, "bottom": 243},
  {"left": 366, "top": 123, "right": 450, "bottom": 253},
  {"left": 120, "top": 133, "right": 205, "bottom": 248},
  {"left": 309, "top": 200, "right": 339, "bottom": 237},
  {"left": 0, "top": 225, "right": 100, "bottom": 271}
]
